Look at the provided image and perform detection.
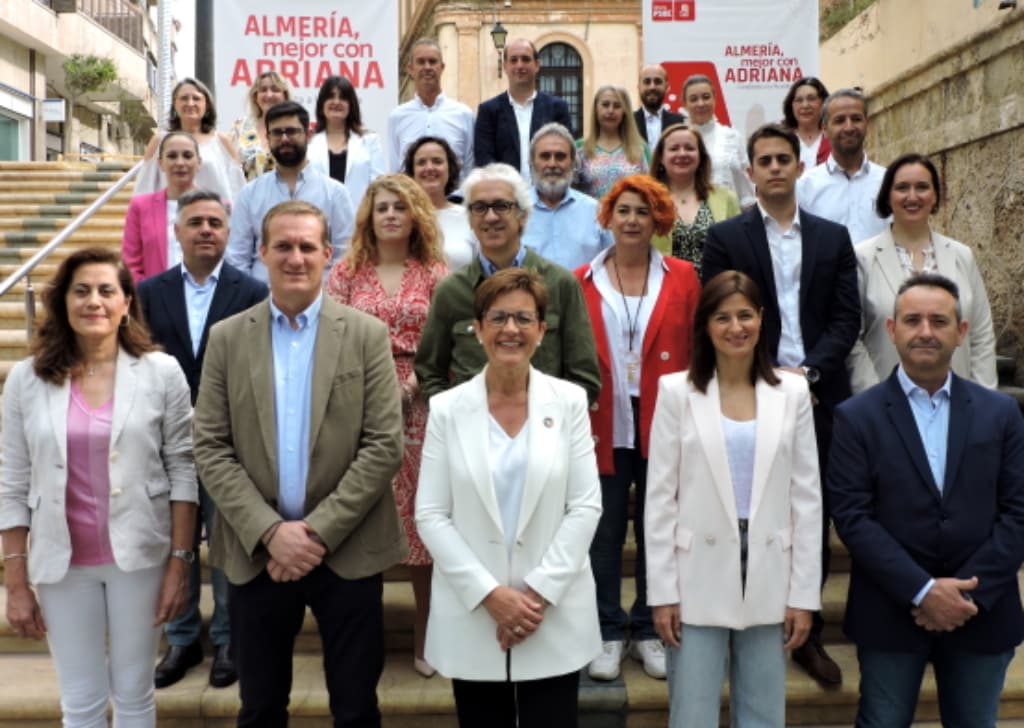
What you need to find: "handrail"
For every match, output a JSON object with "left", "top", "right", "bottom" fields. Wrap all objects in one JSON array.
[{"left": 0, "top": 158, "right": 144, "bottom": 339}]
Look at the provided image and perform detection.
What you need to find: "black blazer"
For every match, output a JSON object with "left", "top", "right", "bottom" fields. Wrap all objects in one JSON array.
[
  {"left": 474, "top": 91, "right": 572, "bottom": 170},
  {"left": 702, "top": 206, "right": 860, "bottom": 411},
  {"left": 828, "top": 372, "right": 1024, "bottom": 653},
  {"left": 138, "top": 262, "right": 269, "bottom": 403},
  {"left": 632, "top": 108, "right": 688, "bottom": 144}
]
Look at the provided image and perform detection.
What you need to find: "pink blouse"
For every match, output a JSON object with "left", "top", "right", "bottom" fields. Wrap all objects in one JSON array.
[{"left": 66, "top": 381, "right": 115, "bottom": 566}]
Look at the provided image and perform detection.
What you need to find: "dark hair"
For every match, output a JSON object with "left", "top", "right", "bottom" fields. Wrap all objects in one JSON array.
[
  {"left": 169, "top": 78, "right": 217, "bottom": 133},
  {"left": 597, "top": 174, "right": 676, "bottom": 237},
  {"left": 314, "top": 76, "right": 365, "bottom": 136},
  {"left": 895, "top": 272, "right": 962, "bottom": 322},
  {"left": 875, "top": 152, "right": 941, "bottom": 218},
  {"left": 158, "top": 130, "right": 199, "bottom": 157},
  {"left": 31, "top": 248, "right": 156, "bottom": 385},
  {"left": 175, "top": 188, "right": 227, "bottom": 223},
  {"left": 402, "top": 136, "right": 461, "bottom": 196},
  {"left": 264, "top": 100, "right": 309, "bottom": 133},
  {"left": 781, "top": 77, "right": 830, "bottom": 129},
  {"left": 688, "top": 270, "right": 780, "bottom": 393},
  {"left": 473, "top": 268, "right": 548, "bottom": 323},
  {"left": 650, "top": 123, "right": 713, "bottom": 202},
  {"left": 746, "top": 123, "right": 800, "bottom": 164}
]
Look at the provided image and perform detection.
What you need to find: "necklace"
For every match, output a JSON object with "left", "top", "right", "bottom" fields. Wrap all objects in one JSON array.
[{"left": 612, "top": 254, "right": 650, "bottom": 386}]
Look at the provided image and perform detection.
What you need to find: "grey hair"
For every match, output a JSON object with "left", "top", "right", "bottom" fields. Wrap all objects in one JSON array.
[
  {"left": 894, "top": 272, "right": 963, "bottom": 322},
  {"left": 461, "top": 163, "right": 533, "bottom": 221},
  {"left": 822, "top": 88, "right": 867, "bottom": 126},
  {"left": 176, "top": 188, "right": 228, "bottom": 224},
  {"left": 529, "top": 122, "right": 577, "bottom": 163},
  {"left": 409, "top": 37, "right": 443, "bottom": 61}
]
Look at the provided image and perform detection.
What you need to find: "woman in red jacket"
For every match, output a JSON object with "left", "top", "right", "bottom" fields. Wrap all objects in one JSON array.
[{"left": 574, "top": 174, "right": 700, "bottom": 682}]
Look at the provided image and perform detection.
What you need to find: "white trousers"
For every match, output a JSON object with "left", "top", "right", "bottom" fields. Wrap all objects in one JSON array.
[{"left": 36, "top": 563, "right": 163, "bottom": 728}]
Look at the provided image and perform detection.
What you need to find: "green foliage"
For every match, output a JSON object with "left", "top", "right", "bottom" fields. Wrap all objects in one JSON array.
[
  {"left": 62, "top": 54, "right": 118, "bottom": 99},
  {"left": 821, "top": 0, "right": 877, "bottom": 41}
]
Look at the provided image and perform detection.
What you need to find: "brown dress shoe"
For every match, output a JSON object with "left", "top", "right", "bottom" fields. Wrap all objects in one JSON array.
[{"left": 792, "top": 638, "right": 842, "bottom": 687}]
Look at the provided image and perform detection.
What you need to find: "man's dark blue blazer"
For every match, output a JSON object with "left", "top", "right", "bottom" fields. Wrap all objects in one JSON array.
[
  {"left": 474, "top": 91, "right": 572, "bottom": 171},
  {"left": 828, "top": 371, "right": 1024, "bottom": 653},
  {"left": 632, "top": 108, "right": 688, "bottom": 144},
  {"left": 137, "top": 262, "right": 268, "bottom": 403},
  {"left": 702, "top": 206, "right": 860, "bottom": 413}
]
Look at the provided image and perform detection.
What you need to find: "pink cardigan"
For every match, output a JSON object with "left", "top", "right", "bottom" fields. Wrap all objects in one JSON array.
[{"left": 121, "top": 189, "right": 169, "bottom": 283}]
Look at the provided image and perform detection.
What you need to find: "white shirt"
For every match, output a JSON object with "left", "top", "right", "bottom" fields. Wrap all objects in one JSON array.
[
  {"left": 165, "top": 198, "right": 181, "bottom": 271},
  {"left": 435, "top": 205, "right": 476, "bottom": 272},
  {"left": 489, "top": 417, "right": 529, "bottom": 560},
  {"left": 589, "top": 247, "right": 665, "bottom": 448},
  {"left": 695, "top": 118, "right": 756, "bottom": 208},
  {"left": 722, "top": 415, "right": 757, "bottom": 520},
  {"left": 759, "top": 203, "right": 805, "bottom": 366},
  {"left": 644, "top": 109, "right": 663, "bottom": 150},
  {"left": 387, "top": 92, "right": 475, "bottom": 178},
  {"left": 181, "top": 259, "right": 224, "bottom": 356},
  {"left": 798, "top": 134, "right": 823, "bottom": 172},
  {"left": 509, "top": 90, "right": 537, "bottom": 179},
  {"left": 797, "top": 154, "right": 888, "bottom": 244}
]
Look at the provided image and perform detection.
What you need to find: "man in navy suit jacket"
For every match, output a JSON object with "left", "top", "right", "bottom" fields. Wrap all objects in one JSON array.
[
  {"left": 633, "top": 63, "right": 687, "bottom": 146},
  {"left": 828, "top": 273, "right": 1024, "bottom": 726},
  {"left": 702, "top": 123, "right": 860, "bottom": 687},
  {"left": 474, "top": 38, "right": 572, "bottom": 178},
  {"left": 137, "top": 189, "right": 268, "bottom": 690}
]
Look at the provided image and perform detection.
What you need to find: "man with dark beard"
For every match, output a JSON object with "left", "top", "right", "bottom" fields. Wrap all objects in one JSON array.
[
  {"left": 521, "top": 123, "right": 610, "bottom": 271},
  {"left": 633, "top": 64, "right": 687, "bottom": 145},
  {"left": 226, "top": 101, "right": 354, "bottom": 282}
]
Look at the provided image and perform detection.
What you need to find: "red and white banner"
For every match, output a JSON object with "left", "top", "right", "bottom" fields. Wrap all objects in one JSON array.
[
  {"left": 642, "top": 0, "right": 818, "bottom": 140},
  {"left": 212, "top": 2, "right": 399, "bottom": 137}
]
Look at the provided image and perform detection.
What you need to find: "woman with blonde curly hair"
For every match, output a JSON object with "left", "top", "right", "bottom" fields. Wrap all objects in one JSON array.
[
  {"left": 576, "top": 86, "right": 650, "bottom": 199},
  {"left": 229, "top": 71, "right": 293, "bottom": 180},
  {"left": 325, "top": 174, "right": 447, "bottom": 677}
]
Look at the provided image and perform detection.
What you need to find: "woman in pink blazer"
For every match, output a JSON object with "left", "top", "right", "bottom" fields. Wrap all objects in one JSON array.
[
  {"left": 122, "top": 132, "right": 200, "bottom": 283},
  {"left": 646, "top": 270, "right": 822, "bottom": 727}
]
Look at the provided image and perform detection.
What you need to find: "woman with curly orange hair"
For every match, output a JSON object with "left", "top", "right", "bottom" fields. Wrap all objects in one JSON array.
[
  {"left": 325, "top": 174, "right": 446, "bottom": 677},
  {"left": 574, "top": 174, "right": 701, "bottom": 682}
]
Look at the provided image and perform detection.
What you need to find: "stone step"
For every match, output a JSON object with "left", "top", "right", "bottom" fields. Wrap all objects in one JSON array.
[
  {"left": 0, "top": 161, "right": 135, "bottom": 172},
  {"left": 0, "top": 231, "right": 125, "bottom": 248},
  {"left": 0, "top": 192, "right": 132, "bottom": 205},
  {"left": 0, "top": 203, "right": 129, "bottom": 217},
  {"left": 0, "top": 644, "right": 1021, "bottom": 726},
  {"left": 0, "top": 171, "right": 128, "bottom": 183},
  {"left": 0, "top": 218, "right": 128, "bottom": 233}
]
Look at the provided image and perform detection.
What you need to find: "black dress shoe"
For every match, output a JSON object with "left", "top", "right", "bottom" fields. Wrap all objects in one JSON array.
[
  {"left": 792, "top": 638, "right": 842, "bottom": 687},
  {"left": 209, "top": 644, "right": 238, "bottom": 688},
  {"left": 154, "top": 642, "right": 203, "bottom": 688}
]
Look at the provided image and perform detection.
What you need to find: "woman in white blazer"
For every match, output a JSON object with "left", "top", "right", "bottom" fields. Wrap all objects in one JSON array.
[
  {"left": 0, "top": 248, "right": 197, "bottom": 727},
  {"left": 646, "top": 270, "right": 822, "bottom": 728},
  {"left": 416, "top": 269, "right": 602, "bottom": 728},
  {"left": 847, "top": 153, "right": 997, "bottom": 394},
  {"left": 307, "top": 75, "right": 385, "bottom": 212}
]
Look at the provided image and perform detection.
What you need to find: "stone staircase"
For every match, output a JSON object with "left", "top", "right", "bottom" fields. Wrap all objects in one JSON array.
[{"left": 0, "top": 160, "right": 1023, "bottom": 725}]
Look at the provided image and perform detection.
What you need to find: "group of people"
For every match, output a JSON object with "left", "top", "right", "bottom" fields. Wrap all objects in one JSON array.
[{"left": 0, "top": 31, "right": 1020, "bottom": 728}]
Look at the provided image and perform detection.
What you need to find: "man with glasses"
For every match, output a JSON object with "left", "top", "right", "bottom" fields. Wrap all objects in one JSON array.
[
  {"left": 226, "top": 101, "right": 354, "bottom": 282},
  {"left": 415, "top": 162, "right": 600, "bottom": 404}
]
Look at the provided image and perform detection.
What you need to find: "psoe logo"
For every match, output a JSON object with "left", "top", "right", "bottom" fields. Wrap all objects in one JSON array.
[{"left": 652, "top": 0, "right": 696, "bottom": 22}]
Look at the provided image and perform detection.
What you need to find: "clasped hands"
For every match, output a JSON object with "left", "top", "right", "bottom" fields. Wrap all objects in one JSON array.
[
  {"left": 483, "top": 585, "right": 547, "bottom": 650},
  {"left": 912, "top": 576, "right": 978, "bottom": 632},
  {"left": 265, "top": 521, "right": 327, "bottom": 582}
]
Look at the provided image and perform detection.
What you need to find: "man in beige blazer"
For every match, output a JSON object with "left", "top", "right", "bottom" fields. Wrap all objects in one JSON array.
[{"left": 194, "top": 200, "right": 405, "bottom": 727}]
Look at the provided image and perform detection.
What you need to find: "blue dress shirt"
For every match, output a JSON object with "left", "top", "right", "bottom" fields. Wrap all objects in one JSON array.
[
  {"left": 521, "top": 187, "right": 611, "bottom": 272},
  {"left": 181, "top": 260, "right": 224, "bottom": 356},
  {"left": 479, "top": 245, "right": 527, "bottom": 277},
  {"left": 269, "top": 294, "right": 322, "bottom": 520}
]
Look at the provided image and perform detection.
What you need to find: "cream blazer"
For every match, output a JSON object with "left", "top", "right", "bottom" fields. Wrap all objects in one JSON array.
[
  {"left": 646, "top": 371, "right": 822, "bottom": 628},
  {"left": 0, "top": 349, "right": 196, "bottom": 585},
  {"left": 847, "top": 228, "right": 997, "bottom": 394},
  {"left": 307, "top": 130, "right": 385, "bottom": 210},
  {"left": 415, "top": 368, "right": 602, "bottom": 681}
]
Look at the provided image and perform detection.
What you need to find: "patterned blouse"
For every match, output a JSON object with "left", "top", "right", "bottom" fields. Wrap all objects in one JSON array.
[
  {"left": 229, "top": 116, "right": 275, "bottom": 181},
  {"left": 669, "top": 202, "right": 715, "bottom": 276},
  {"left": 895, "top": 243, "right": 937, "bottom": 276},
  {"left": 575, "top": 141, "right": 650, "bottom": 200}
]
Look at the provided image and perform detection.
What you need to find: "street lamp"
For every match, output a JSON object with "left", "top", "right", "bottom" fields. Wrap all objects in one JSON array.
[{"left": 490, "top": 21, "right": 508, "bottom": 78}]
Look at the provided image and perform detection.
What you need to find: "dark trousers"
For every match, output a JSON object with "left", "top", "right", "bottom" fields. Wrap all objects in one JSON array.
[
  {"left": 811, "top": 402, "right": 834, "bottom": 640},
  {"left": 228, "top": 566, "right": 384, "bottom": 728},
  {"left": 452, "top": 666, "right": 580, "bottom": 728}
]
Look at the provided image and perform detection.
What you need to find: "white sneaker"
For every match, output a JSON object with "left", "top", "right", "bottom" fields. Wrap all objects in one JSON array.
[
  {"left": 588, "top": 640, "right": 625, "bottom": 681},
  {"left": 629, "top": 639, "right": 667, "bottom": 679}
]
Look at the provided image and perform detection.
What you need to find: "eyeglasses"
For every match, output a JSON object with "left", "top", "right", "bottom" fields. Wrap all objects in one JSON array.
[
  {"left": 268, "top": 126, "right": 306, "bottom": 140},
  {"left": 483, "top": 310, "right": 539, "bottom": 328},
  {"left": 468, "top": 200, "right": 518, "bottom": 217}
]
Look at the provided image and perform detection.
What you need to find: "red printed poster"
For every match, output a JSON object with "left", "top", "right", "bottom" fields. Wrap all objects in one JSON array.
[
  {"left": 212, "top": 2, "right": 399, "bottom": 138},
  {"left": 642, "top": 0, "right": 818, "bottom": 140}
]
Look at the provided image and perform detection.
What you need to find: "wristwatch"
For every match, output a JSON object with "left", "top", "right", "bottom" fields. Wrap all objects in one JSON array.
[
  {"left": 801, "top": 366, "right": 821, "bottom": 385},
  {"left": 170, "top": 548, "right": 196, "bottom": 564}
]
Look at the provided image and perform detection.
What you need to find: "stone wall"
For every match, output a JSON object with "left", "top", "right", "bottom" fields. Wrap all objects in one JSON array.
[{"left": 823, "top": 2, "right": 1024, "bottom": 376}]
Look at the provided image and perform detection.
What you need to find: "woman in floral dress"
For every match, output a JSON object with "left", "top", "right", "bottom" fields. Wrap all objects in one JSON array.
[
  {"left": 576, "top": 86, "right": 649, "bottom": 200},
  {"left": 325, "top": 174, "right": 447, "bottom": 678}
]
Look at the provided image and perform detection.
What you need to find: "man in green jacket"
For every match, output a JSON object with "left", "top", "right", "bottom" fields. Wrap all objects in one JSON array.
[{"left": 415, "top": 162, "right": 600, "bottom": 404}]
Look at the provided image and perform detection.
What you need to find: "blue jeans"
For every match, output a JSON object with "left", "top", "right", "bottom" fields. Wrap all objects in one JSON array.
[
  {"left": 856, "top": 643, "right": 1014, "bottom": 728},
  {"left": 666, "top": 623, "right": 785, "bottom": 728},
  {"left": 590, "top": 446, "right": 654, "bottom": 641},
  {"left": 165, "top": 485, "right": 230, "bottom": 647}
]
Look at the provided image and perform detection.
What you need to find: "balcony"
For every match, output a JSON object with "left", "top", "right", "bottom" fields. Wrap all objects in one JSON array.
[{"left": 53, "top": 0, "right": 145, "bottom": 54}]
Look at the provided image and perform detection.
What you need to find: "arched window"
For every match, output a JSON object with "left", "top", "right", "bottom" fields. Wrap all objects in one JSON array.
[{"left": 538, "top": 42, "right": 583, "bottom": 138}]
